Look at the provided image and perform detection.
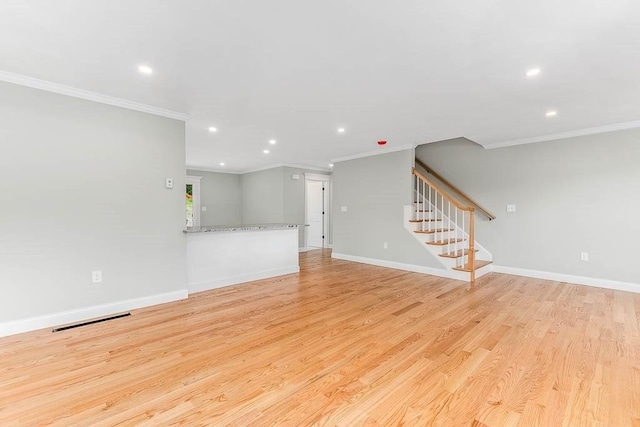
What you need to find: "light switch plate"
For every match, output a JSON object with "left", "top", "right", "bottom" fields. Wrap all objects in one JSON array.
[
  {"left": 341, "top": 206, "right": 347, "bottom": 212},
  {"left": 291, "top": 174, "right": 300, "bottom": 180},
  {"left": 201, "top": 206, "right": 207, "bottom": 212},
  {"left": 506, "top": 204, "right": 516, "bottom": 212}
]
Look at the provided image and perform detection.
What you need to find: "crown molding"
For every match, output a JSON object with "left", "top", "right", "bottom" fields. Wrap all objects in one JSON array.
[
  {"left": 187, "top": 162, "right": 331, "bottom": 175},
  {"left": 186, "top": 165, "right": 243, "bottom": 174},
  {"left": 241, "top": 163, "right": 331, "bottom": 174},
  {"left": 0, "top": 69, "right": 190, "bottom": 121},
  {"left": 331, "top": 144, "right": 415, "bottom": 163},
  {"left": 482, "top": 119, "right": 640, "bottom": 149},
  {"left": 280, "top": 163, "right": 332, "bottom": 173}
]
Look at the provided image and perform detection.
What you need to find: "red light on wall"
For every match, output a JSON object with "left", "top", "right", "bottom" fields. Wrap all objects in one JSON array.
[{"left": 377, "top": 140, "right": 387, "bottom": 145}]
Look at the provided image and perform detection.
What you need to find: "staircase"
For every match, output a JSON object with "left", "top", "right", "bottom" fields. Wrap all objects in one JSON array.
[{"left": 406, "top": 167, "right": 493, "bottom": 285}]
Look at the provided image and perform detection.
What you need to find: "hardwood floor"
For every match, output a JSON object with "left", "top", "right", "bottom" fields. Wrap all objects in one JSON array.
[{"left": 1, "top": 250, "right": 639, "bottom": 425}]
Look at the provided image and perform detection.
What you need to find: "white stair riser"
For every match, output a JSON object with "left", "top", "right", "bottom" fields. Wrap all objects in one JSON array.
[{"left": 404, "top": 205, "right": 493, "bottom": 281}]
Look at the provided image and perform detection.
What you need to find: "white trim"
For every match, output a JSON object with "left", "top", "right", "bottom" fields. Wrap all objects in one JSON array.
[
  {"left": 0, "top": 69, "right": 189, "bottom": 121},
  {"left": 304, "top": 172, "right": 331, "bottom": 182},
  {"left": 299, "top": 247, "right": 309, "bottom": 252},
  {"left": 186, "top": 165, "right": 243, "bottom": 175},
  {"left": 188, "top": 266, "right": 299, "bottom": 294},
  {"left": 482, "top": 119, "right": 640, "bottom": 149},
  {"left": 242, "top": 163, "right": 332, "bottom": 175},
  {"left": 491, "top": 265, "right": 640, "bottom": 294},
  {"left": 281, "top": 163, "right": 333, "bottom": 173},
  {"left": 305, "top": 174, "right": 332, "bottom": 250},
  {"left": 0, "top": 290, "right": 188, "bottom": 338},
  {"left": 331, "top": 252, "right": 464, "bottom": 280},
  {"left": 331, "top": 144, "right": 415, "bottom": 163},
  {"left": 186, "top": 163, "right": 333, "bottom": 175},
  {"left": 186, "top": 175, "right": 202, "bottom": 227}
]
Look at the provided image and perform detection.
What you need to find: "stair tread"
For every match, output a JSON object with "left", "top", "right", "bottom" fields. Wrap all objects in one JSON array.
[
  {"left": 452, "top": 260, "right": 493, "bottom": 272},
  {"left": 414, "top": 228, "right": 454, "bottom": 234},
  {"left": 426, "top": 238, "right": 465, "bottom": 246},
  {"left": 439, "top": 249, "right": 478, "bottom": 258},
  {"left": 408, "top": 218, "right": 439, "bottom": 223}
]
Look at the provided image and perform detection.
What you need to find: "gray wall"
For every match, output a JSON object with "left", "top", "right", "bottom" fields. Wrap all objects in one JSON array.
[
  {"left": 332, "top": 149, "right": 442, "bottom": 268},
  {"left": 186, "top": 170, "right": 241, "bottom": 225},
  {"left": 283, "top": 167, "right": 332, "bottom": 248},
  {"left": 241, "top": 167, "right": 285, "bottom": 224},
  {"left": 416, "top": 131, "right": 640, "bottom": 284},
  {"left": 241, "top": 166, "right": 332, "bottom": 248},
  {"left": 0, "top": 81, "right": 187, "bottom": 323}
]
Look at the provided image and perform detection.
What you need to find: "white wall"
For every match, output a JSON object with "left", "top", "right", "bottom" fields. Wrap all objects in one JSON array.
[
  {"left": 186, "top": 169, "right": 241, "bottom": 225},
  {"left": 416, "top": 131, "right": 640, "bottom": 284},
  {"left": 0, "top": 81, "right": 187, "bottom": 327},
  {"left": 332, "top": 149, "right": 443, "bottom": 268}
]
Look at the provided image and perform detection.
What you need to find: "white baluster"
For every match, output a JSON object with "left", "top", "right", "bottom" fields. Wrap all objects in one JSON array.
[
  {"left": 455, "top": 207, "right": 458, "bottom": 263},
  {"left": 428, "top": 185, "right": 432, "bottom": 233},
  {"left": 448, "top": 200, "right": 451, "bottom": 253},
  {"left": 415, "top": 176, "right": 419, "bottom": 222},
  {"left": 439, "top": 191, "right": 442, "bottom": 235},
  {"left": 462, "top": 212, "right": 466, "bottom": 267}
]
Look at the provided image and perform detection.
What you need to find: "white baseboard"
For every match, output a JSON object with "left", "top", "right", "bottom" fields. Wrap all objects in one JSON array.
[
  {"left": 298, "top": 247, "right": 308, "bottom": 252},
  {"left": 491, "top": 265, "right": 640, "bottom": 294},
  {"left": 188, "top": 266, "right": 300, "bottom": 294},
  {"left": 331, "top": 252, "right": 466, "bottom": 280},
  {"left": 0, "top": 289, "right": 189, "bottom": 338}
]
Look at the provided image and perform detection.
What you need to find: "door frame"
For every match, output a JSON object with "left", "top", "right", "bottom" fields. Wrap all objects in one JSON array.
[
  {"left": 304, "top": 173, "right": 331, "bottom": 250},
  {"left": 186, "top": 175, "right": 202, "bottom": 227}
]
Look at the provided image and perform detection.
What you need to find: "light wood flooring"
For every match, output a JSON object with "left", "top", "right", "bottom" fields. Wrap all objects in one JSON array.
[{"left": 1, "top": 250, "right": 639, "bottom": 425}]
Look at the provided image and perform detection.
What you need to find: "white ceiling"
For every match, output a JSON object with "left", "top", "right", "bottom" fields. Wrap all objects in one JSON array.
[{"left": 1, "top": 0, "right": 640, "bottom": 173}]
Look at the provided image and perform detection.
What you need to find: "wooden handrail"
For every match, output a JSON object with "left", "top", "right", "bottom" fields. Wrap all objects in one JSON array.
[
  {"left": 415, "top": 158, "right": 496, "bottom": 221},
  {"left": 412, "top": 166, "right": 478, "bottom": 286},
  {"left": 412, "top": 168, "right": 473, "bottom": 212}
]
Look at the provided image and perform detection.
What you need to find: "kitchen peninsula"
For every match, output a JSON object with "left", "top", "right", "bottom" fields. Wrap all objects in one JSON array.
[{"left": 184, "top": 224, "right": 301, "bottom": 293}]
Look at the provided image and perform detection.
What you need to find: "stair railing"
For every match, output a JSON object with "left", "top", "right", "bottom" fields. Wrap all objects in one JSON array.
[
  {"left": 415, "top": 158, "right": 496, "bottom": 221},
  {"left": 412, "top": 168, "right": 477, "bottom": 285}
]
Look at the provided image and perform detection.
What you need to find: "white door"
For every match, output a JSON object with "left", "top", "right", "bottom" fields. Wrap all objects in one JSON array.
[{"left": 306, "top": 181, "right": 324, "bottom": 248}]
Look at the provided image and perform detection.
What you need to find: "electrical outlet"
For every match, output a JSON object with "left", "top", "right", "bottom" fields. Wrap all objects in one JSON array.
[
  {"left": 383, "top": 242, "right": 388, "bottom": 249},
  {"left": 91, "top": 270, "right": 102, "bottom": 283},
  {"left": 201, "top": 206, "right": 207, "bottom": 212},
  {"left": 580, "top": 252, "right": 589, "bottom": 261},
  {"left": 341, "top": 206, "right": 347, "bottom": 212},
  {"left": 165, "top": 177, "right": 174, "bottom": 189},
  {"left": 506, "top": 204, "right": 516, "bottom": 212}
]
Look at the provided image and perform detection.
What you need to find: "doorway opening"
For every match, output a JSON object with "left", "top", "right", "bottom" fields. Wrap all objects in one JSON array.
[{"left": 305, "top": 173, "right": 331, "bottom": 250}]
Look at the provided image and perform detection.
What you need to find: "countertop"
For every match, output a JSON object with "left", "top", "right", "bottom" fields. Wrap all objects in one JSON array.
[{"left": 184, "top": 223, "right": 303, "bottom": 233}]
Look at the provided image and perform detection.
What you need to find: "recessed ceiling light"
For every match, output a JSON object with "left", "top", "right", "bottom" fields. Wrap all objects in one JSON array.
[
  {"left": 219, "top": 162, "right": 225, "bottom": 166},
  {"left": 546, "top": 110, "right": 557, "bottom": 117},
  {"left": 138, "top": 65, "right": 153, "bottom": 75},
  {"left": 329, "top": 163, "right": 334, "bottom": 167},
  {"left": 263, "top": 149, "right": 270, "bottom": 154},
  {"left": 269, "top": 139, "right": 276, "bottom": 145},
  {"left": 526, "top": 68, "right": 541, "bottom": 77},
  {"left": 209, "top": 126, "right": 217, "bottom": 132},
  {"left": 337, "top": 128, "right": 345, "bottom": 134}
]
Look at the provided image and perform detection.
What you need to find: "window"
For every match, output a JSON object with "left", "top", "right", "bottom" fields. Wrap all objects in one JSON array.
[{"left": 186, "top": 176, "right": 202, "bottom": 227}]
